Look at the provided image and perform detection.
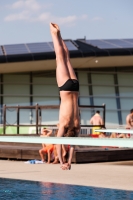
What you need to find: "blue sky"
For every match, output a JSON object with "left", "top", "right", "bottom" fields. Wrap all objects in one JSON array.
[{"left": 0, "top": 0, "right": 133, "bottom": 45}]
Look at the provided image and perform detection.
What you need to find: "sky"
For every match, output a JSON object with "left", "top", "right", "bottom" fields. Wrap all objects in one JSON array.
[{"left": 0, "top": 0, "right": 133, "bottom": 45}]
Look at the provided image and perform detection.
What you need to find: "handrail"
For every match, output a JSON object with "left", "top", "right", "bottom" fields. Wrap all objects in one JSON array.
[{"left": 3, "top": 104, "right": 106, "bottom": 134}]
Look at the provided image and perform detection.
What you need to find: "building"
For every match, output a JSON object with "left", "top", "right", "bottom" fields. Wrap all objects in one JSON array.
[{"left": 0, "top": 38, "right": 133, "bottom": 133}]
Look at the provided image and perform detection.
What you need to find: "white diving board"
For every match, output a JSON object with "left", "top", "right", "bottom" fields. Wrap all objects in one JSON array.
[
  {"left": 95, "top": 129, "right": 133, "bottom": 134},
  {"left": 0, "top": 136, "right": 133, "bottom": 148}
]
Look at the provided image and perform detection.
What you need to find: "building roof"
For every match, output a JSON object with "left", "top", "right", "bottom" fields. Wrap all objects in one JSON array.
[{"left": 0, "top": 39, "right": 133, "bottom": 73}]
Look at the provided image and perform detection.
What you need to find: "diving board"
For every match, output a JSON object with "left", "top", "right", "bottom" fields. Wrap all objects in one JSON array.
[
  {"left": 95, "top": 129, "right": 133, "bottom": 134},
  {"left": 0, "top": 136, "right": 133, "bottom": 148}
]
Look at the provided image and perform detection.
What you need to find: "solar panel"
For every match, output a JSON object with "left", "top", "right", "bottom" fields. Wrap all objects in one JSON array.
[
  {"left": 48, "top": 42, "right": 54, "bottom": 49},
  {"left": 124, "top": 39, "right": 133, "bottom": 44},
  {"left": 27, "top": 42, "right": 54, "bottom": 53},
  {"left": 86, "top": 39, "right": 104, "bottom": 45},
  {"left": 4, "top": 44, "right": 29, "bottom": 55},
  {"left": 2, "top": 40, "right": 78, "bottom": 56},
  {"left": 49, "top": 40, "right": 78, "bottom": 51},
  {"left": 86, "top": 39, "right": 133, "bottom": 49},
  {"left": 86, "top": 40, "right": 118, "bottom": 49},
  {"left": 65, "top": 41, "right": 78, "bottom": 50},
  {"left": 105, "top": 39, "right": 123, "bottom": 45},
  {"left": 0, "top": 47, "right": 3, "bottom": 55},
  {"left": 123, "top": 39, "right": 133, "bottom": 47},
  {"left": 105, "top": 39, "right": 133, "bottom": 48}
]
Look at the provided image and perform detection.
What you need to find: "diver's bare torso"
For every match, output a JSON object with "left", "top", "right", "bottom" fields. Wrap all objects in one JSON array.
[{"left": 59, "top": 91, "right": 80, "bottom": 129}]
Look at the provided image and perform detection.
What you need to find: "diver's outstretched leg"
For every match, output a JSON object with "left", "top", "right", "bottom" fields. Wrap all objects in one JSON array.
[{"left": 50, "top": 23, "right": 70, "bottom": 87}]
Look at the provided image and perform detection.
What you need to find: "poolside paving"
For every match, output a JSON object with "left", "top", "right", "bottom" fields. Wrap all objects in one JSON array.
[{"left": 0, "top": 159, "right": 133, "bottom": 191}]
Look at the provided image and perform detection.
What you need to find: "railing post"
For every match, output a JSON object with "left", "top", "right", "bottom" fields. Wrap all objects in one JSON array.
[
  {"left": 38, "top": 107, "right": 42, "bottom": 134},
  {"left": 17, "top": 105, "right": 19, "bottom": 134},
  {"left": 36, "top": 104, "right": 38, "bottom": 135},
  {"left": 3, "top": 104, "right": 6, "bottom": 135}
]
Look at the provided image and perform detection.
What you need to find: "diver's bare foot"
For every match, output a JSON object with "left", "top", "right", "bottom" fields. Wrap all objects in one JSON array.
[
  {"left": 51, "top": 23, "right": 60, "bottom": 31},
  {"left": 50, "top": 23, "right": 60, "bottom": 34}
]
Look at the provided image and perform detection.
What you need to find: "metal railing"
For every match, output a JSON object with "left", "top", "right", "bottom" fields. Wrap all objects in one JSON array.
[{"left": 3, "top": 104, "right": 106, "bottom": 135}]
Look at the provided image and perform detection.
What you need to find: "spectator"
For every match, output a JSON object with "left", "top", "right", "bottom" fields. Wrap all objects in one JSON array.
[
  {"left": 98, "top": 128, "right": 129, "bottom": 138},
  {"left": 126, "top": 109, "right": 133, "bottom": 129},
  {"left": 90, "top": 111, "right": 104, "bottom": 137},
  {"left": 39, "top": 128, "right": 54, "bottom": 164},
  {"left": 126, "top": 109, "right": 133, "bottom": 137}
]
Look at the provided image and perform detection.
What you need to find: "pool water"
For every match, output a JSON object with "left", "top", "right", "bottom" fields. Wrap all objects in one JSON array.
[{"left": 0, "top": 178, "right": 133, "bottom": 200}]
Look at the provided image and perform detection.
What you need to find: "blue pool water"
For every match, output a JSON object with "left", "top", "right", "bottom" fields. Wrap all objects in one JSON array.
[{"left": 0, "top": 178, "right": 133, "bottom": 200}]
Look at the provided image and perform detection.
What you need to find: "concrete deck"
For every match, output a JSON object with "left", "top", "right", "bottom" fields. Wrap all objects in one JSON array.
[{"left": 0, "top": 159, "right": 133, "bottom": 191}]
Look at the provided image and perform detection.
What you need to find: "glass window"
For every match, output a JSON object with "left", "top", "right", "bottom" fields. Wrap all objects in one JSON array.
[
  {"left": 33, "top": 76, "right": 59, "bottom": 106},
  {"left": 41, "top": 109, "right": 59, "bottom": 125},
  {"left": 93, "top": 97, "right": 117, "bottom": 110},
  {"left": 105, "top": 111, "right": 119, "bottom": 127},
  {"left": 118, "top": 73, "right": 133, "bottom": 126},
  {"left": 33, "top": 76, "right": 56, "bottom": 85},
  {"left": 79, "top": 97, "right": 90, "bottom": 105},
  {"left": 93, "top": 86, "right": 116, "bottom": 97},
  {"left": 33, "top": 97, "right": 59, "bottom": 106},
  {"left": 91, "top": 74, "right": 114, "bottom": 85},
  {"left": 119, "top": 87, "right": 133, "bottom": 97},
  {"left": 78, "top": 72, "right": 90, "bottom": 105},
  {"left": 120, "top": 99, "right": 133, "bottom": 110},
  {"left": 3, "top": 74, "right": 30, "bottom": 125},
  {"left": 120, "top": 98, "right": 133, "bottom": 124},
  {"left": 4, "top": 74, "right": 29, "bottom": 83},
  {"left": 3, "top": 97, "right": 30, "bottom": 106},
  {"left": 4, "top": 84, "right": 29, "bottom": 95},
  {"left": 33, "top": 75, "right": 59, "bottom": 124},
  {"left": 5, "top": 107, "right": 31, "bottom": 126},
  {"left": 92, "top": 75, "right": 116, "bottom": 117},
  {"left": 93, "top": 97, "right": 118, "bottom": 126},
  {"left": 33, "top": 85, "right": 58, "bottom": 96},
  {"left": 121, "top": 110, "right": 129, "bottom": 126},
  {"left": 119, "top": 88, "right": 133, "bottom": 124},
  {"left": 118, "top": 73, "right": 133, "bottom": 86},
  {"left": 33, "top": 85, "right": 59, "bottom": 105},
  {"left": 80, "top": 109, "right": 92, "bottom": 125},
  {"left": 92, "top": 73, "right": 118, "bottom": 126},
  {"left": 79, "top": 85, "right": 90, "bottom": 105},
  {"left": 19, "top": 109, "right": 31, "bottom": 124},
  {"left": 4, "top": 97, "right": 30, "bottom": 124},
  {"left": 79, "top": 85, "right": 89, "bottom": 96},
  {"left": 32, "top": 109, "right": 59, "bottom": 125},
  {"left": 78, "top": 72, "right": 89, "bottom": 84}
]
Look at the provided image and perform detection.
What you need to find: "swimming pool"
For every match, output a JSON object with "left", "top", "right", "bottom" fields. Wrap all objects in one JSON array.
[{"left": 0, "top": 178, "right": 133, "bottom": 200}]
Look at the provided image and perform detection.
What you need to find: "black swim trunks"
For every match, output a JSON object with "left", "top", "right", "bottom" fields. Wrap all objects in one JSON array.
[{"left": 59, "top": 79, "right": 79, "bottom": 91}]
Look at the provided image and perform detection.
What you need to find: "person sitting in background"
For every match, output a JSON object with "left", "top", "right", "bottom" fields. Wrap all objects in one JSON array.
[
  {"left": 39, "top": 128, "right": 54, "bottom": 164},
  {"left": 90, "top": 110, "right": 104, "bottom": 137},
  {"left": 126, "top": 109, "right": 133, "bottom": 138},
  {"left": 98, "top": 128, "right": 129, "bottom": 138},
  {"left": 126, "top": 109, "right": 133, "bottom": 129}
]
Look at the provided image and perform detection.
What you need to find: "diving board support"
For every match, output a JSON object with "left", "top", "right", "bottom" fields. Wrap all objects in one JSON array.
[
  {"left": 95, "top": 129, "right": 133, "bottom": 134},
  {"left": 0, "top": 136, "right": 133, "bottom": 148}
]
